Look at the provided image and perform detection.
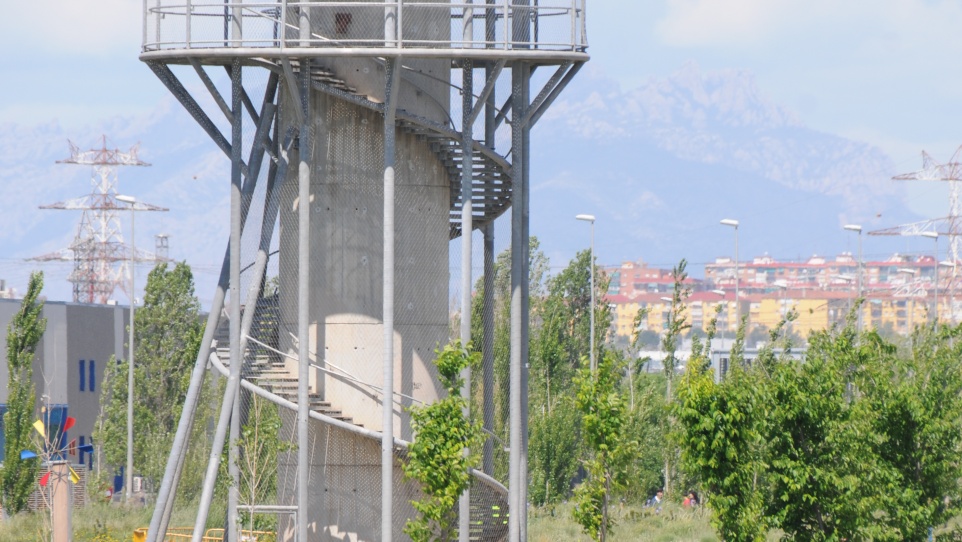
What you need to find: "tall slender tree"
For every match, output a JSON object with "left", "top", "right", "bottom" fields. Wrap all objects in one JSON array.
[
  {"left": 2, "top": 271, "right": 46, "bottom": 515},
  {"left": 97, "top": 261, "right": 204, "bottom": 494}
]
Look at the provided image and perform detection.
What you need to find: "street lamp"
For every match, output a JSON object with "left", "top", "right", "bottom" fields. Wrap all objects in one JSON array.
[
  {"left": 919, "top": 231, "right": 939, "bottom": 322},
  {"left": 576, "top": 214, "right": 596, "bottom": 371},
  {"left": 843, "top": 224, "right": 862, "bottom": 332},
  {"left": 115, "top": 194, "right": 137, "bottom": 504},
  {"left": 720, "top": 219, "right": 740, "bottom": 326}
]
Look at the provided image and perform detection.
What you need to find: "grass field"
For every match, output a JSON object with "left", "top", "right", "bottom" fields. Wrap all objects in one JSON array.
[
  {"left": 0, "top": 501, "right": 723, "bottom": 541},
  {"left": 0, "top": 502, "right": 209, "bottom": 542},
  {"left": 529, "top": 502, "right": 719, "bottom": 542}
]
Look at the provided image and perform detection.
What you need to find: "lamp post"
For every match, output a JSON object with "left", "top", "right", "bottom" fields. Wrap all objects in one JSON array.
[
  {"left": 720, "top": 219, "right": 740, "bottom": 327},
  {"left": 576, "top": 214, "right": 596, "bottom": 371},
  {"left": 843, "top": 224, "right": 862, "bottom": 332},
  {"left": 116, "top": 194, "right": 137, "bottom": 504},
  {"left": 919, "top": 231, "right": 939, "bottom": 322}
]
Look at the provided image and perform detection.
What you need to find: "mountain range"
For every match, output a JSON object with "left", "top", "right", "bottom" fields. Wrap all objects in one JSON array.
[
  {"left": 0, "top": 62, "right": 928, "bottom": 302},
  {"left": 530, "top": 62, "right": 922, "bottom": 272}
]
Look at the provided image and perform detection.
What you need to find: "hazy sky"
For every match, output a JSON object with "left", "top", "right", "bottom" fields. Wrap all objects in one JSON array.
[
  {"left": 4, "top": 2, "right": 960, "bottom": 207},
  {"left": 1, "top": 1, "right": 960, "bottom": 299}
]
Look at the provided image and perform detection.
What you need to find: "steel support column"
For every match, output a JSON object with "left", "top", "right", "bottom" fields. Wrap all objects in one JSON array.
[
  {"left": 227, "top": 58, "right": 243, "bottom": 542},
  {"left": 481, "top": 223, "right": 495, "bottom": 476},
  {"left": 296, "top": 59, "right": 312, "bottom": 542},
  {"left": 482, "top": 5, "right": 498, "bottom": 478},
  {"left": 458, "top": 56, "right": 475, "bottom": 542},
  {"left": 518, "top": 67, "right": 531, "bottom": 542},
  {"left": 508, "top": 60, "right": 530, "bottom": 542},
  {"left": 381, "top": 57, "right": 401, "bottom": 542}
]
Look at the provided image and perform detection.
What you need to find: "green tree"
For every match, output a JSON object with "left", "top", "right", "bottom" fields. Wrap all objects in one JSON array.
[
  {"left": 469, "top": 237, "right": 549, "bottom": 482},
  {"left": 2, "top": 271, "right": 45, "bottom": 514},
  {"left": 96, "top": 261, "right": 204, "bottom": 494},
  {"left": 679, "top": 307, "right": 962, "bottom": 541},
  {"left": 660, "top": 260, "right": 691, "bottom": 499},
  {"left": 404, "top": 341, "right": 483, "bottom": 542},
  {"left": 619, "top": 306, "right": 669, "bottom": 503},
  {"left": 528, "top": 399, "right": 580, "bottom": 506},
  {"left": 527, "top": 249, "right": 613, "bottom": 505},
  {"left": 237, "top": 394, "right": 295, "bottom": 533},
  {"left": 865, "top": 324, "right": 962, "bottom": 539},
  {"left": 677, "top": 339, "right": 769, "bottom": 541},
  {"left": 573, "top": 352, "right": 636, "bottom": 541}
]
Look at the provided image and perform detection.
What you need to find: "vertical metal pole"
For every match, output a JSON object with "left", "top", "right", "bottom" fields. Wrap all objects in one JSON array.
[
  {"left": 280, "top": 0, "right": 288, "bottom": 49},
  {"left": 856, "top": 230, "right": 862, "bottom": 333},
  {"left": 589, "top": 220, "right": 595, "bottom": 371},
  {"left": 299, "top": 0, "right": 310, "bottom": 46},
  {"left": 508, "top": 58, "right": 529, "bottom": 542},
  {"left": 481, "top": 22, "right": 497, "bottom": 477},
  {"left": 186, "top": 0, "right": 192, "bottom": 48},
  {"left": 227, "top": 58, "right": 243, "bottom": 542},
  {"left": 734, "top": 227, "right": 739, "bottom": 327},
  {"left": 297, "top": 60, "right": 312, "bottom": 542},
  {"left": 396, "top": 0, "right": 403, "bottom": 47},
  {"left": 231, "top": 0, "right": 241, "bottom": 45},
  {"left": 482, "top": 224, "right": 495, "bottom": 476},
  {"left": 485, "top": 0, "right": 496, "bottom": 47},
  {"left": 459, "top": 59, "right": 474, "bottom": 542},
  {"left": 518, "top": 64, "right": 531, "bottom": 542},
  {"left": 125, "top": 206, "right": 136, "bottom": 505},
  {"left": 381, "top": 57, "right": 401, "bottom": 542},
  {"left": 503, "top": 0, "right": 509, "bottom": 49},
  {"left": 513, "top": 6, "right": 532, "bottom": 539}
]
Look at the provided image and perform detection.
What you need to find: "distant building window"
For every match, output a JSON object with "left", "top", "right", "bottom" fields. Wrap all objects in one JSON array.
[
  {"left": 79, "top": 360, "right": 86, "bottom": 392},
  {"left": 89, "top": 360, "right": 96, "bottom": 392}
]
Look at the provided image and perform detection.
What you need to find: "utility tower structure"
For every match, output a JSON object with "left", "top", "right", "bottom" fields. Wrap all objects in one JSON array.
[
  {"left": 869, "top": 147, "right": 962, "bottom": 322},
  {"left": 30, "top": 139, "right": 167, "bottom": 304},
  {"left": 139, "top": 2, "right": 587, "bottom": 542}
]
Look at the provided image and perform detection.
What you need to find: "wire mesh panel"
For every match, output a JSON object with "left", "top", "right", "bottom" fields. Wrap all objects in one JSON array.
[{"left": 142, "top": 0, "right": 588, "bottom": 53}]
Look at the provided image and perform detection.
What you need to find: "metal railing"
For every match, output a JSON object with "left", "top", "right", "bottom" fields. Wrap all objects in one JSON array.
[{"left": 142, "top": 0, "right": 587, "bottom": 54}]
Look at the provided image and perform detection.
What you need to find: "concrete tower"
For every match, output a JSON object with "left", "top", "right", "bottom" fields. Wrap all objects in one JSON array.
[{"left": 139, "top": 2, "right": 588, "bottom": 541}]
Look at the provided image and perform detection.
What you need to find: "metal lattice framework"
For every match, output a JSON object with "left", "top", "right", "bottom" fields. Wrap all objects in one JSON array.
[
  {"left": 869, "top": 146, "right": 962, "bottom": 322},
  {"left": 29, "top": 139, "right": 167, "bottom": 304},
  {"left": 141, "top": 2, "right": 588, "bottom": 542}
]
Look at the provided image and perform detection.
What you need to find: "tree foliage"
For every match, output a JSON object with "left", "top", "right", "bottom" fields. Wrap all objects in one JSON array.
[
  {"left": 236, "top": 394, "right": 295, "bottom": 533},
  {"left": 573, "top": 352, "right": 636, "bottom": 541},
  {"left": 678, "top": 310, "right": 962, "bottom": 541},
  {"left": 404, "top": 341, "right": 483, "bottom": 542},
  {"left": 96, "top": 262, "right": 204, "bottom": 493},
  {"left": 2, "top": 271, "right": 45, "bottom": 514},
  {"left": 469, "top": 237, "right": 549, "bottom": 482},
  {"left": 528, "top": 249, "right": 612, "bottom": 506}
]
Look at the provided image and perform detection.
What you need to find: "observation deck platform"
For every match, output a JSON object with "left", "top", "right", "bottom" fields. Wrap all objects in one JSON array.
[{"left": 141, "top": 0, "right": 589, "bottom": 65}]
